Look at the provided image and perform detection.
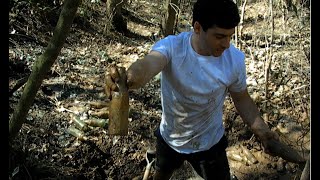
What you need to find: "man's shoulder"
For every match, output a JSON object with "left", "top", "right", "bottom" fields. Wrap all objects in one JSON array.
[
  {"left": 160, "top": 31, "right": 191, "bottom": 43},
  {"left": 154, "top": 31, "right": 191, "bottom": 53},
  {"left": 226, "top": 44, "right": 245, "bottom": 59},
  {"left": 152, "top": 31, "right": 191, "bottom": 60}
]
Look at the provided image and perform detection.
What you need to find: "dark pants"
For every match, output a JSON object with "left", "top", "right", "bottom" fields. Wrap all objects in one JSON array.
[{"left": 154, "top": 128, "right": 231, "bottom": 180}]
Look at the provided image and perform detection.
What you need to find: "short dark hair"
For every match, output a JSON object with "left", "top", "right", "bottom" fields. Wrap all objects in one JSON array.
[{"left": 192, "top": 0, "right": 240, "bottom": 31}]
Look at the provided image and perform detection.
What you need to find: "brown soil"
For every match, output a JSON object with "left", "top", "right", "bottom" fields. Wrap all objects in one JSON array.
[{"left": 9, "top": 0, "right": 310, "bottom": 179}]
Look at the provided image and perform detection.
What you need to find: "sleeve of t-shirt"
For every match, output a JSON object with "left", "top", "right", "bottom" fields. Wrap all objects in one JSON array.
[
  {"left": 228, "top": 53, "right": 247, "bottom": 92},
  {"left": 151, "top": 36, "right": 174, "bottom": 62}
]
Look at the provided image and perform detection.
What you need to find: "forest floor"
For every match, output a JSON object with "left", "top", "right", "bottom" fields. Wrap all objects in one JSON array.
[{"left": 9, "top": 0, "right": 310, "bottom": 179}]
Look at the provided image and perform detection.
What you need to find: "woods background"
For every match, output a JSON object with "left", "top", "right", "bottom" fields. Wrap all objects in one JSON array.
[{"left": 9, "top": 0, "right": 310, "bottom": 179}]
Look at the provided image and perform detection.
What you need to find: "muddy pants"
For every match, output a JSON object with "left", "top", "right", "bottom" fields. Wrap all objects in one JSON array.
[{"left": 154, "top": 128, "right": 231, "bottom": 180}]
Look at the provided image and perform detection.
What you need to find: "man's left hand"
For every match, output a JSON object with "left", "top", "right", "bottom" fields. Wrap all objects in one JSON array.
[{"left": 256, "top": 129, "right": 279, "bottom": 154}]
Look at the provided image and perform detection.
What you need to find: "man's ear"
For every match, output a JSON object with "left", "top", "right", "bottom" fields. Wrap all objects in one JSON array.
[{"left": 193, "top": 21, "right": 201, "bottom": 34}]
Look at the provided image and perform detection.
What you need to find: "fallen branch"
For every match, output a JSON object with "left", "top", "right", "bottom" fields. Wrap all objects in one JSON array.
[{"left": 292, "top": 84, "right": 308, "bottom": 91}]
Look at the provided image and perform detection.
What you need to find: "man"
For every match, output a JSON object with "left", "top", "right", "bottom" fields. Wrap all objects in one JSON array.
[{"left": 105, "top": 0, "right": 279, "bottom": 179}]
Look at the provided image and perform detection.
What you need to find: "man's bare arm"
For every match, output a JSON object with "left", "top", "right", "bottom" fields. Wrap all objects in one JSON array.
[
  {"left": 105, "top": 50, "right": 167, "bottom": 99},
  {"left": 127, "top": 50, "right": 167, "bottom": 89},
  {"left": 229, "top": 88, "right": 278, "bottom": 151},
  {"left": 229, "top": 89, "right": 269, "bottom": 136}
]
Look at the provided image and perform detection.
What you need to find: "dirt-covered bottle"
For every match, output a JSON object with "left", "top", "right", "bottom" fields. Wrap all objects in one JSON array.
[{"left": 108, "top": 66, "right": 129, "bottom": 135}]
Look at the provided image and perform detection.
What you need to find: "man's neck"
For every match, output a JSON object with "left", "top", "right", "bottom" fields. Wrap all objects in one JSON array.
[{"left": 191, "top": 32, "right": 210, "bottom": 56}]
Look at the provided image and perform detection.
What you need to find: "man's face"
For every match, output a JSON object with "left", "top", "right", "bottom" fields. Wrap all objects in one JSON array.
[{"left": 198, "top": 26, "right": 235, "bottom": 57}]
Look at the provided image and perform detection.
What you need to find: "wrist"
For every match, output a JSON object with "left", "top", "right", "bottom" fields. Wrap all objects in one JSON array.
[{"left": 250, "top": 118, "right": 270, "bottom": 137}]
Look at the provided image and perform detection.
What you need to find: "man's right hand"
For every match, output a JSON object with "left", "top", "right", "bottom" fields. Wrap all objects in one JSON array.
[
  {"left": 105, "top": 65, "right": 122, "bottom": 99},
  {"left": 104, "top": 51, "right": 167, "bottom": 99}
]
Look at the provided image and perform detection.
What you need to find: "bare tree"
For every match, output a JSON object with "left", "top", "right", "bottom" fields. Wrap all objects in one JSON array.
[
  {"left": 105, "top": 0, "right": 128, "bottom": 33},
  {"left": 9, "top": 0, "right": 81, "bottom": 141},
  {"left": 161, "top": 0, "right": 180, "bottom": 36}
]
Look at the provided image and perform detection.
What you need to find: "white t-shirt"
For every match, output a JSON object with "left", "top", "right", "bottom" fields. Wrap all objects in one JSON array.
[{"left": 151, "top": 31, "right": 247, "bottom": 153}]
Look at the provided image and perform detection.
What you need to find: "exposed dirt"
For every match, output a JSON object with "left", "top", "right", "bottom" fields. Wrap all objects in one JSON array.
[{"left": 9, "top": 0, "right": 310, "bottom": 179}]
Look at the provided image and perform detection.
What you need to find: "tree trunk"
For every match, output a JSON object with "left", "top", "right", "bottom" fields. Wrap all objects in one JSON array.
[
  {"left": 106, "top": 0, "right": 128, "bottom": 33},
  {"left": 9, "top": 0, "right": 81, "bottom": 141},
  {"left": 162, "top": 0, "right": 179, "bottom": 36}
]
